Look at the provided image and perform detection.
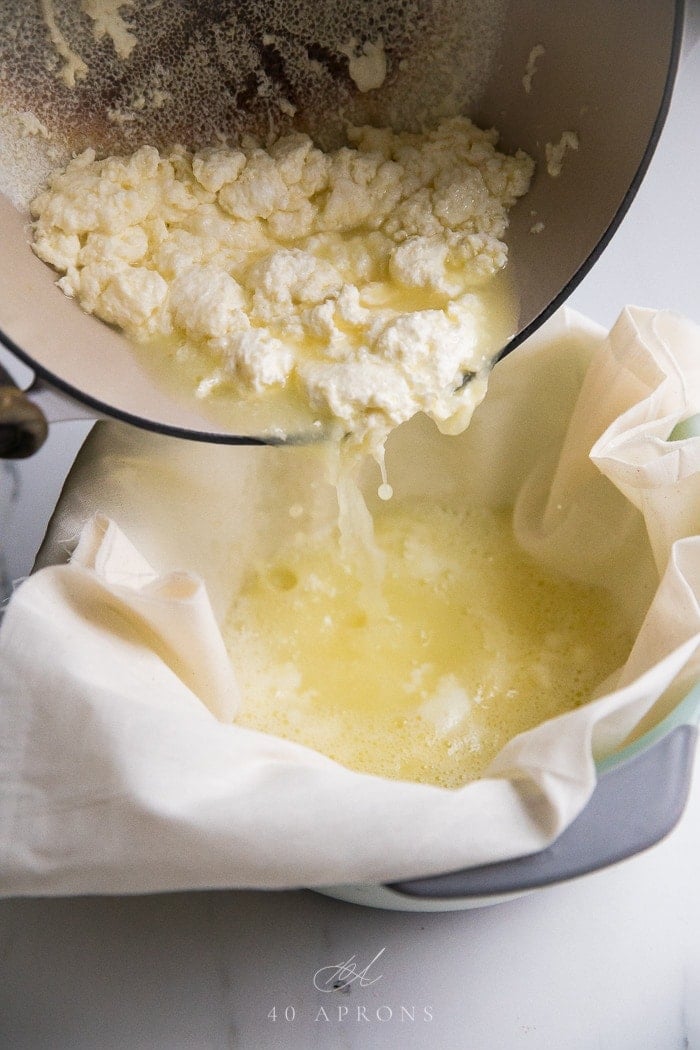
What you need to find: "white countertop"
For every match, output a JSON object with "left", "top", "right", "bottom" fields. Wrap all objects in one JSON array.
[{"left": 2, "top": 18, "right": 700, "bottom": 1050}]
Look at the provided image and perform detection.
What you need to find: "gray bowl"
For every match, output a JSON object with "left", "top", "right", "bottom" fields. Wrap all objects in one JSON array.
[{"left": 319, "top": 685, "right": 700, "bottom": 910}]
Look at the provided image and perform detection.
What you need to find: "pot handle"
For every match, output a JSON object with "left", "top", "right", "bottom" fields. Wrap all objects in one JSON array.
[
  {"left": 0, "top": 358, "right": 99, "bottom": 459},
  {"left": 387, "top": 689, "right": 700, "bottom": 902},
  {"left": 0, "top": 361, "right": 48, "bottom": 458}
]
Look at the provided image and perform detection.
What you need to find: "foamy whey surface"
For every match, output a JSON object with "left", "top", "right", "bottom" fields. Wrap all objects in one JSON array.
[{"left": 226, "top": 498, "right": 632, "bottom": 788}]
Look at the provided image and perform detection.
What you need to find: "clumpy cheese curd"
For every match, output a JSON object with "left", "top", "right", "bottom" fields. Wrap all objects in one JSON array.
[{"left": 30, "top": 117, "right": 533, "bottom": 452}]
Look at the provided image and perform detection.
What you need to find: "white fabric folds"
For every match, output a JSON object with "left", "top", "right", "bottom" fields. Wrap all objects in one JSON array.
[{"left": 1, "top": 305, "right": 700, "bottom": 896}]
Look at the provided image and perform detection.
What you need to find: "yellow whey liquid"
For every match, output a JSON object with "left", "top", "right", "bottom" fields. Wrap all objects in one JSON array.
[{"left": 225, "top": 498, "right": 633, "bottom": 788}]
